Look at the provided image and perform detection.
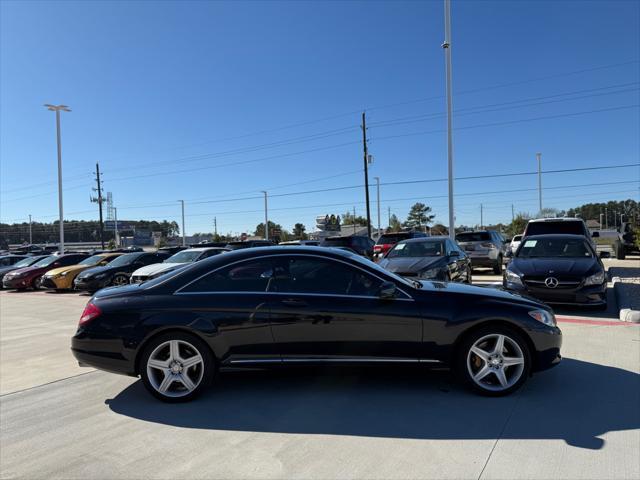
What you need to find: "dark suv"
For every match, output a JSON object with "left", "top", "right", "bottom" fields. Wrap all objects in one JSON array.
[
  {"left": 373, "top": 231, "right": 428, "bottom": 259},
  {"left": 455, "top": 230, "right": 509, "bottom": 274},
  {"left": 320, "top": 236, "right": 375, "bottom": 257}
]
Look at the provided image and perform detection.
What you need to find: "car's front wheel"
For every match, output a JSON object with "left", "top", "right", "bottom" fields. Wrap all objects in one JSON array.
[
  {"left": 457, "top": 326, "right": 531, "bottom": 396},
  {"left": 140, "top": 332, "right": 213, "bottom": 402},
  {"left": 111, "top": 274, "right": 129, "bottom": 287}
]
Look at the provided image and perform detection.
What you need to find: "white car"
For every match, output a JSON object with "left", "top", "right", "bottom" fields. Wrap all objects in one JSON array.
[
  {"left": 130, "top": 247, "right": 229, "bottom": 283},
  {"left": 510, "top": 234, "right": 523, "bottom": 254}
]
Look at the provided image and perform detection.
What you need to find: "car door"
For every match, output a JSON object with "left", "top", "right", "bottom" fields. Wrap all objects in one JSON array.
[
  {"left": 174, "top": 257, "right": 277, "bottom": 363},
  {"left": 267, "top": 254, "right": 422, "bottom": 361}
]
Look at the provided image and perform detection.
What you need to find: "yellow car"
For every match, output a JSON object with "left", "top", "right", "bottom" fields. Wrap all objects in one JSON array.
[{"left": 41, "top": 253, "right": 124, "bottom": 290}]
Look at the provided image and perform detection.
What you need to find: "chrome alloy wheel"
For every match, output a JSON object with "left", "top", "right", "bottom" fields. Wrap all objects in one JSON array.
[
  {"left": 112, "top": 274, "right": 129, "bottom": 286},
  {"left": 146, "top": 340, "right": 204, "bottom": 398},
  {"left": 466, "top": 333, "right": 525, "bottom": 392}
]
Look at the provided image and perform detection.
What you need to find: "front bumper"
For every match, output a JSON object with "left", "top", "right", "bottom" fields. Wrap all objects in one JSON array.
[
  {"left": 2, "top": 276, "right": 32, "bottom": 289},
  {"left": 504, "top": 281, "right": 607, "bottom": 306},
  {"left": 74, "top": 276, "right": 110, "bottom": 292},
  {"left": 41, "top": 275, "right": 73, "bottom": 290},
  {"left": 527, "top": 325, "right": 563, "bottom": 371}
]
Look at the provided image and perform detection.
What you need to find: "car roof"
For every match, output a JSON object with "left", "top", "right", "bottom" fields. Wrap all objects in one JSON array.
[
  {"left": 528, "top": 217, "right": 583, "bottom": 223},
  {"left": 400, "top": 237, "right": 448, "bottom": 244},
  {"left": 519, "top": 234, "right": 588, "bottom": 240}
]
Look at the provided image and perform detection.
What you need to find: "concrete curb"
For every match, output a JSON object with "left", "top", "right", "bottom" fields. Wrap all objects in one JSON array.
[{"left": 612, "top": 277, "right": 640, "bottom": 323}]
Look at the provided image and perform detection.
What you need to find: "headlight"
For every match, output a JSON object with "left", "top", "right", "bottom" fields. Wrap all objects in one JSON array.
[
  {"left": 420, "top": 268, "right": 441, "bottom": 279},
  {"left": 528, "top": 309, "right": 556, "bottom": 327},
  {"left": 60, "top": 271, "right": 69, "bottom": 277},
  {"left": 585, "top": 271, "right": 605, "bottom": 286},
  {"left": 505, "top": 270, "right": 523, "bottom": 286}
]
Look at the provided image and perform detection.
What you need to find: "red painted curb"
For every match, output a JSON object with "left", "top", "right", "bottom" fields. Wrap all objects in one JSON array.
[{"left": 556, "top": 316, "right": 637, "bottom": 326}]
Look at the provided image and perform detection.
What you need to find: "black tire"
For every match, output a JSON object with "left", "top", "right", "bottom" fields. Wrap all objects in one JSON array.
[
  {"left": 493, "top": 257, "right": 503, "bottom": 275},
  {"left": 466, "top": 271, "right": 473, "bottom": 284},
  {"left": 111, "top": 274, "right": 129, "bottom": 287},
  {"left": 139, "top": 331, "right": 214, "bottom": 403},
  {"left": 455, "top": 325, "right": 531, "bottom": 397},
  {"left": 32, "top": 275, "right": 43, "bottom": 290}
]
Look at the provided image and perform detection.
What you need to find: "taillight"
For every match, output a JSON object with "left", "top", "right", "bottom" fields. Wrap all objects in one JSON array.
[
  {"left": 373, "top": 245, "right": 383, "bottom": 252},
  {"left": 79, "top": 302, "right": 101, "bottom": 326}
]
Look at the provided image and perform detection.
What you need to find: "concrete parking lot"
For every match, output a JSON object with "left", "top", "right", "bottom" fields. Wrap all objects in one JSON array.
[{"left": 1, "top": 261, "right": 639, "bottom": 480}]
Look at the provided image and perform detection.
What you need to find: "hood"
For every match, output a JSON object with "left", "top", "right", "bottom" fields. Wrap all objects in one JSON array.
[
  {"left": 379, "top": 256, "right": 445, "bottom": 273},
  {"left": 510, "top": 257, "right": 598, "bottom": 276},
  {"left": 416, "top": 280, "right": 543, "bottom": 307},
  {"left": 45, "top": 264, "right": 88, "bottom": 277},
  {"left": 132, "top": 262, "right": 185, "bottom": 277},
  {"left": 5, "top": 265, "right": 43, "bottom": 276},
  {"left": 77, "top": 265, "right": 114, "bottom": 278}
]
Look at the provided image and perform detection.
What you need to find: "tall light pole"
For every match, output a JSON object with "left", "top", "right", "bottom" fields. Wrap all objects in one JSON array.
[
  {"left": 44, "top": 104, "right": 70, "bottom": 253},
  {"left": 262, "top": 191, "right": 269, "bottom": 241},
  {"left": 374, "top": 176, "right": 381, "bottom": 238},
  {"left": 28, "top": 215, "right": 32, "bottom": 244},
  {"left": 442, "top": 0, "right": 455, "bottom": 240},
  {"left": 114, "top": 207, "right": 119, "bottom": 247},
  {"left": 178, "top": 200, "right": 186, "bottom": 246},
  {"left": 536, "top": 152, "right": 542, "bottom": 215}
]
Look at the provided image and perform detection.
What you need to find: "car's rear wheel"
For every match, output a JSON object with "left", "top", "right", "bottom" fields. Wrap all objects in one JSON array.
[
  {"left": 493, "top": 257, "right": 503, "bottom": 275},
  {"left": 111, "top": 274, "right": 129, "bottom": 287},
  {"left": 457, "top": 326, "right": 531, "bottom": 396},
  {"left": 140, "top": 332, "right": 213, "bottom": 402}
]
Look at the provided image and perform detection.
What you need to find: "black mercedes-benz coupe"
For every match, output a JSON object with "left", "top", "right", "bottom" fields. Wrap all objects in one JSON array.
[
  {"left": 503, "top": 234, "right": 607, "bottom": 307},
  {"left": 72, "top": 247, "right": 562, "bottom": 402}
]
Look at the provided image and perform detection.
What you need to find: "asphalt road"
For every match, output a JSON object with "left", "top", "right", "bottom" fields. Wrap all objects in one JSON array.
[{"left": 1, "top": 264, "right": 639, "bottom": 479}]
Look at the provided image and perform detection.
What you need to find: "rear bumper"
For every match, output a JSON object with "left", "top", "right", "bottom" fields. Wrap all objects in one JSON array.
[
  {"left": 469, "top": 256, "right": 500, "bottom": 267},
  {"left": 71, "top": 334, "right": 136, "bottom": 376}
]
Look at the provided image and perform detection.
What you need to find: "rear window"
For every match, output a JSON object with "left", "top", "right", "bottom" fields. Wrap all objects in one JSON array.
[
  {"left": 525, "top": 221, "right": 585, "bottom": 236},
  {"left": 456, "top": 232, "right": 491, "bottom": 242},
  {"left": 321, "top": 237, "right": 352, "bottom": 247},
  {"left": 376, "top": 233, "right": 410, "bottom": 244}
]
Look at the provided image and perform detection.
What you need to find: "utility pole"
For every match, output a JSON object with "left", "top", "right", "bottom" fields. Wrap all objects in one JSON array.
[
  {"left": 605, "top": 207, "right": 608, "bottom": 229},
  {"left": 442, "top": 0, "right": 455, "bottom": 241},
  {"left": 388, "top": 206, "right": 391, "bottom": 230},
  {"left": 511, "top": 204, "right": 515, "bottom": 222},
  {"left": 262, "top": 191, "right": 269, "bottom": 241},
  {"left": 178, "top": 200, "right": 186, "bottom": 246},
  {"left": 361, "top": 112, "right": 373, "bottom": 238},
  {"left": 374, "top": 176, "right": 381, "bottom": 239},
  {"left": 91, "top": 163, "right": 105, "bottom": 249},
  {"left": 28, "top": 215, "right": 32, "bottom": 244},
  {"left": 353, "top": 206, "right": 357, "bottom": 235},
  {"left": 480, "top": 204, "right": 484, "bottom": 229},
  {"left": 214, "top": 217, "right": 218, "bottom": 237},
  {"left": 114, "top": 207, "right": 119, "bottom": 247},
  {"left": 536, "top": 152, "right": 542, "bottom": 214},
  {"left": 44, "top": 104, "right": 70, "bottom": 254},
  {"left": 599, "top": 213, "right": 604, "bottom": 230}
]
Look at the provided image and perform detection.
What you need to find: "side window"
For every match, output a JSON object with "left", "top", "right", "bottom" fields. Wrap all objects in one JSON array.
[
  {"left": 181, "top": 259, "right": 274, "bottom": 293},
  {"left": 138, "top": 255, "right": 156, "bottom": 266},
  {"left": 269, "top": 256, "right": 383, "bottom": 296}
]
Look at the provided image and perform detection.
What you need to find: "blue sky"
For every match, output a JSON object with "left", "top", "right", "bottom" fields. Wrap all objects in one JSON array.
[{"left": 1, "top": 0, "right": 639, "bottom": 236}]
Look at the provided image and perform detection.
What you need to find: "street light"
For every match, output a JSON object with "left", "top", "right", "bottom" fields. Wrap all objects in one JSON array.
[
  {"left": 262, "top": 191, "right": 269, "bottom": 241},
  {"left": 374, "top": 177, "right": 381, "bottom": 238},
  {"left": 442, "top": 0, "right": 455, "bottom": 240},
  {"left": 178, "top": 200, "right": 186, "bottom": 246},
  {"left": 44, "top": 104, "right": 71, "bottom": 254}
]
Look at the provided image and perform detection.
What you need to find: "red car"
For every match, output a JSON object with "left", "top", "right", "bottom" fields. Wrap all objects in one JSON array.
[
  {"left": 373, "top": 231, "right": 428, "bottom": 260},
  {"left": 2, "top": 253, "right": 89, "bottom": 290}
]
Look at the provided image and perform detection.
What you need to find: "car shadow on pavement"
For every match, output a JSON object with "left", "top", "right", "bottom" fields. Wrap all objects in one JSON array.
[
  {"left": 552, "top": 286, "right": 619, "bottom": 318},
  {"left": 106, "top": 358, "right": 639, "bottom": 450}
]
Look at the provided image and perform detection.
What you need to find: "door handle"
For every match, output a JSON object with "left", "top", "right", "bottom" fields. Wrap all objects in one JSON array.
[{"left": 281, "top": 298, "right": 308, "bottom": 307}]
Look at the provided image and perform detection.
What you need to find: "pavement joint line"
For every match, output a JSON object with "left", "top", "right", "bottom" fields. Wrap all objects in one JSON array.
[
  {"left": 0, "top": 369, "right": 98, "bottom": 398},
  {"left": 477, "top": 388, "right": 524, "bottom": 480}
]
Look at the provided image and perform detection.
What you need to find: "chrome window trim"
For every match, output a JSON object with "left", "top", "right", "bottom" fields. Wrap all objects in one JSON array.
[{"left": 173, "top": 253, "right": 415, "bottom": 300}]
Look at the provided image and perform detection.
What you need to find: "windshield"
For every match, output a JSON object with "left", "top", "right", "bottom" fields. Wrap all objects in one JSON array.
[
  {"left": 108, "top": 253, "right": 141, "bottom": 267},
  {"left": 14, "top": 257, "right": 40, "bottom": 267},
  {"left": 80, "top": 255, "right": 108, "bottom": 266},
  {"left": 33, "top": 255, "right": 58, "bottom": 267},
  {"left": 166, "top": 250, "right": 202, "bottom": 263},
  {"left": 517, "top": 238, "right": 592, "bottom": 258},
  {"left": 388, "top": 241, "right": 444, "bottom": 258},
  {"left": 456, "top": 232, "right": 491, "bottom": 242},
  {"left": 377, "top": 233, "right": 410, "bottom": 244}
]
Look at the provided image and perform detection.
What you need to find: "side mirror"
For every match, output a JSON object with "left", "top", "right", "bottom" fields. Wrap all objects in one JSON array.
[
  {"left": 592, "top": 231, "right": 600, "bottom": 238},
  {"left": 378, "top": 281, "right": 397, "bottom": 300}
]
